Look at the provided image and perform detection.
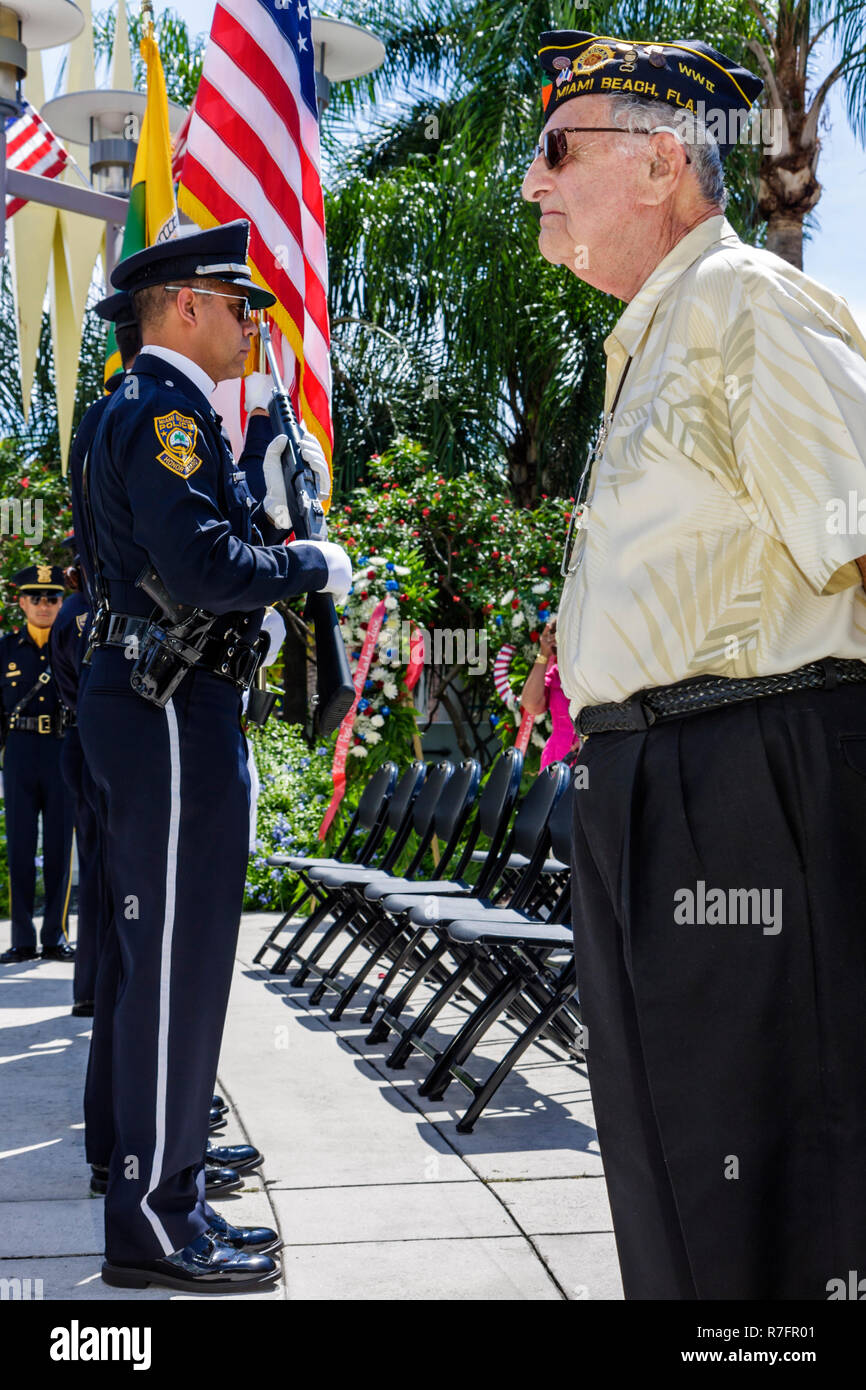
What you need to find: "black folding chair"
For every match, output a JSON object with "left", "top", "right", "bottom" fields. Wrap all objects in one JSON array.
[
  {"left": 254, "top": 760, "right": 399, "bottom": 966},
  {"left": 366, "top": 761, "right": 572, "bottom": 1063},
  {"left": 301, "top": 759, "right": 480, "bottom": 1006},
  {"left": 266, "top": 760, "right": 427, "bottom": 976}
]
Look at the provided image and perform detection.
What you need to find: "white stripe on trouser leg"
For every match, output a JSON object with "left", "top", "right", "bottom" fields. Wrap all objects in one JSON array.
[{"left": 140, "top": 698, "right": 182, "bottom": 1255}]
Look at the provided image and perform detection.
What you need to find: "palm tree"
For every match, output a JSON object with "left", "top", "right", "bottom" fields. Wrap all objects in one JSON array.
[{"left": 607, "top": 0, "right": 866, "bottom": 267}]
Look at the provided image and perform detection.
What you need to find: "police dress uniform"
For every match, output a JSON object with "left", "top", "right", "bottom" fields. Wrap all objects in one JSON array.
[
  {"left": 51, "top": 580, "right": 109, "bottom": 1009},
  {"left": 0, "top": 567, "right": 74, "bottom": 959},
  {"left": 536, "top": 32, "right": 866, "bottom": 1299},
  {"left": 77, "top": 221, "right": 345, "bottom": 1284}
]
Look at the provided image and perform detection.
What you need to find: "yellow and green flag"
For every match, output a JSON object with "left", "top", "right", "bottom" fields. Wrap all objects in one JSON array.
[{"left": 104, "top": 28, "right": 177, "bottom": 381}]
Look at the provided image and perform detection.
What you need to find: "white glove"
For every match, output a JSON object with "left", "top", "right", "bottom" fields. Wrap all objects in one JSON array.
[
  {"left": 289, "top": 539, "right": 352, "bottom": 605},
  {"left": 262, "top": 434, "right": 292, "bottom": 531},
  {"left": 297, "top": 425, "right": 332, "bottom": 504},
  {"left": 244, "top": 371, "right": 273, "bottom": 414},
  {"left": 260, "top": 606, "right": 286, "bottom": 666}
]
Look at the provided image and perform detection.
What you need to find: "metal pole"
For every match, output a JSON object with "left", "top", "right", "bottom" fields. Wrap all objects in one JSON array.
[{"left": 0, "top": 117, "right": 6, "bottom": 260}]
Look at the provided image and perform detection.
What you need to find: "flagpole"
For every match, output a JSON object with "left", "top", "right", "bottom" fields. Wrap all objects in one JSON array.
[{"left": 141, "top": 0, "right": 154, "bottom": 40}]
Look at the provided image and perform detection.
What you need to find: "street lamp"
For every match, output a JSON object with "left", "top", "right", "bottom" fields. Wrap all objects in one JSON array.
[
  {"left": 0, "top": 0, "right": 83, "bottom": 117},
  {"left": 312, "top": 15, "right": 386, "bottom": 112},
  {"left": 41, "top": 88, "right": 186, "bottom": 197}
]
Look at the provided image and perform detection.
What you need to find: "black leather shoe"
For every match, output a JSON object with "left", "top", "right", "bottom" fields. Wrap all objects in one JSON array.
[
  {"left": 102, "top": 1231, "right": 280, "bottom": 1292},
  {"left": 207, "top": 1210, "right": 281, "bottom": 1254},
  {"left": 209, "top": 1110, "right": 228, "bottom": 1134},
  {"left": 212, "top": 1094, "right": 228, "bottom": 1113},
  {"left": 41, "top": 943, "right": 76, "bottom": 961},
  {"left": 90, "top": 1163, "right": 108, "bottom": 1196},
  {"left": 71, "top": 1000, "right": 94, "bottom": 1017},
  {"left": 92, "top": 1161, "right": 243, "bottom": 1198},
  {"left": 0, "top": 946, "right": 39, "bottom": 963},
  {"left": 206, "top": 1141, "right": 263, "bottom": 1174},
  {"left": 204, "top": 1161, "right": 243, "bottom": 1195}
]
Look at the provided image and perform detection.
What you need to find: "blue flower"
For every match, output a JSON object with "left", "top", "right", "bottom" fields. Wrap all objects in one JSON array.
[
  {"left": 385, "top": 561, "right": 395, "bottom": 571},
  {"left": 316, "top": 746, "right": 328, "bottom": 757},
  {"left": 299, "top": 757, "right": 310, "bottom": 769},
  {"left": 489, "top": 714, "right": 499, "bottom": 727},
  {"left": 495, "top": 615, "right": 503, "bottom": 626},
  {"left": 358, "top": 554, "right": 368, "bottom": 564},
  {"left": 385, "top": 579, "right": 399, "bottom": 591},
  {"left": 381, "top": 705, "right": 391, "bottom": 716}
]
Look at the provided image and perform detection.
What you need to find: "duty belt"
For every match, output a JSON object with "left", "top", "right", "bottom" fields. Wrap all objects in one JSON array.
[
  {"left": 577, "top": 658, "right": 866, "bottom": 735},
  {"left": 97, "top": 612, "right": 262, "bottom": 690},
  {"left": 8, "top": 713, "right": 58, "bottom": 735}
]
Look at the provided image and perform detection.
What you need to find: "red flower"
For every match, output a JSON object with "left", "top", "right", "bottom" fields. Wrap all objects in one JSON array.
[
  {"left": 511, "top": 598, "right": 520, "bottom": 610},
  {"left": 367, "top": 569, "right": 376, "bottom": 578},
  {"left": 411, "top": 529, "right": 420, "bottom": 536},
  {"left": 20, "top": 477, "right": 29, "bottom": 488},
  {"left": 452, "top": 595, "right": 460, "bottom": 603},
  {"left": 360, "top": 591, "right": 369, "bottom": 599},
  {"left": 343, "top": 505, "right": 352, "bottom": 513},
  {"left": 492, "top": 549, "right": 499, "bottom": 559},
  {"left": 530, "top": 630, "right": 539, "bottom": 642},
  {"left": 421, "top": 508, "right": 430, "bottom": 517},
  {"left": 448, "top": 512, "right": 456, "bottom": 521},
  {"left": 483, "top": 603, "right": 493, "bottom": 613},
  {"left": 432, "top": 492, "right": 441, "bottom": 502},
  {"left": 370, "top": 454, "right": 381, "bottom": 460},
  {"left": 490, "top": 514, "right": 498, "bottom": 521},
  {"left": 540, "top": 566, "right": 549, "bottom": 575}
]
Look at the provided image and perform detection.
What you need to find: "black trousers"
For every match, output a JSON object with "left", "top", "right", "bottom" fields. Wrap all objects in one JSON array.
[
  {"left": 61, "top": 727, "right": 111, "bottom": 1003},
  {"left": 3, "top": 729, "right": 74, "bottom": 948},
  {"left": 79, "top": 651, "right": 250, "bottom": 1262},
  {"left": 570, "top": 682, "right": 866, "bottom": 1300}
]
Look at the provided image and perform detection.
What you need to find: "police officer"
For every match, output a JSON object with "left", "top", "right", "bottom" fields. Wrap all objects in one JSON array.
[
  {"left": 525, "top": 29, "right": 866, "bottom": 1299},
  {"left": 1, "top": 566, "right": 75, "bottom": 963},
  {"left": 78, "top": 219, "right": 351, "bottom": 1292}
]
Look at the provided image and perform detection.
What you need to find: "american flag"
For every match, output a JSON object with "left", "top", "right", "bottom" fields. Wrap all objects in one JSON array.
[
  {"left": 5, "top": 100, "right": 69, "bottom": 218},
  {"left": 175, "top": 0, "right": 332, "bottom": 470}
]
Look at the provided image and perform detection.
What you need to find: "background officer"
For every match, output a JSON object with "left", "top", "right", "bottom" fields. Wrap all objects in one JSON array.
[
  {"left": 78, "top": 218, "right": 351, "bottom": 1292},
  {"left": 0, "top": 566, "right": 74, "bottom": 963}
]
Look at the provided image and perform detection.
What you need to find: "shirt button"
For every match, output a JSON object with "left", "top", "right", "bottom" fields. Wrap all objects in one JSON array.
[{"left": 39, "top": 695, "right": 45, "bottom": 702}]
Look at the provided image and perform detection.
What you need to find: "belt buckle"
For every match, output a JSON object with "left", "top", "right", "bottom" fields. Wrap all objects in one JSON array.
[
  {"left": 37, "top": 713, "right": 52, "bottom": 734},
  {"left": 625, "top": 694, "right": 655, "bottom": 730}
]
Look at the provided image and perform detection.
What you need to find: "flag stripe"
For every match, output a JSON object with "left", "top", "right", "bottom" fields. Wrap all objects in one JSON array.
[{"left": 5, "top": 101, "right": 69, "bottom": 218}]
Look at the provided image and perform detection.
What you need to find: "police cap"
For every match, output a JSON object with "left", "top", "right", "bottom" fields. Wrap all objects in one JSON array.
[
  {"left": 93, "top": 290, "right": 137, "bottom": 332},
  {"left": 110, "top": 220, "right": 276, "bottom": 309},
  {"left": 12, "top": 564, "right": 66, "bottom": 593}
]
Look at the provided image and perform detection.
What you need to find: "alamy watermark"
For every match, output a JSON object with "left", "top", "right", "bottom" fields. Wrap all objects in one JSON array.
[
  {"left": 0, "top": 496, "right": 43, "bottom": 546},
  {"left": 380, "top": 621, "right": 488, "bottom": 675},
  {"left": 674, "top": 880, "right": 782, "bottom": 935}
]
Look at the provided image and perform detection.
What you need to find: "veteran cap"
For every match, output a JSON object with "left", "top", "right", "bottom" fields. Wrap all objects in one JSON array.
[
  {"left": 538, "top": 31, "right": 763, "bottom": 159},
  {"left": 93, "top": 290, "right": 137, "bottom": 332},
  {"left": 12, "top": 564, "right": 66, "bottom": 593},
  {"left": 110, "top": 220, "right": 276, "bottom": 309}
]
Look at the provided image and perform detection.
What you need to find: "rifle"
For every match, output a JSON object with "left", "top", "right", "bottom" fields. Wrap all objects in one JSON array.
[{"left": 258, "top": 321, "right": 355, "bottom": 737}]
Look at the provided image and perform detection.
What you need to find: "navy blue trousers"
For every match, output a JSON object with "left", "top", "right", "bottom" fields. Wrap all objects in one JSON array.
[
  {"left": 79, "top": 649, "right": 250, "bottom": 1263},
  {"left": 3, "top": 730, "right": 74, "bottom": 949},
  {"left": 570, "top": 683, "right": 866, "bottom": 1300},
  {"left": 61, "top": 727, "right": 110, "bottom": 1003}
]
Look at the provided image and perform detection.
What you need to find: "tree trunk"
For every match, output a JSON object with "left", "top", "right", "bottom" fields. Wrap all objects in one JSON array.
[
  {"left": 763, "top": 210, "right": 808, "bottom": 269},
  {"left": 758, "top": 150, "right": 821, "bottom": 271}
]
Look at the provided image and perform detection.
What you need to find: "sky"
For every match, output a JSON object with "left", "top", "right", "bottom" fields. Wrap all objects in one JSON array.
[{"left": 40, "top": 1, "right": 866, "bottom": 331}]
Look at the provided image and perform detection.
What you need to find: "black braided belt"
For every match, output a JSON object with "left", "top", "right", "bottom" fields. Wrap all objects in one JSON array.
[{"left": 578, "top": 658, "right": 866, "bottom": 735}]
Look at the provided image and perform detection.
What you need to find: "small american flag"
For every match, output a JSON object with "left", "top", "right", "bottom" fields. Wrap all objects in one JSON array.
[
  {"left": 5, "top": 100, "right": 69, "bottom": 218},
  {"left": 175, "top": 0, "right": 332, "bottom": 471}
]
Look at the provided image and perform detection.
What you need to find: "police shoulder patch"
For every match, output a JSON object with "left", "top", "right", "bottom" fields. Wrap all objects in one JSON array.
[{"left": 153, "top": 410, "right": 203, "bottom": 478}]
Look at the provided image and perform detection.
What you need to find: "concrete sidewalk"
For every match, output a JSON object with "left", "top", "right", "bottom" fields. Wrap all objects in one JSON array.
[{"left": 0, "top": 912, "right": 622, "bottom": 1301}]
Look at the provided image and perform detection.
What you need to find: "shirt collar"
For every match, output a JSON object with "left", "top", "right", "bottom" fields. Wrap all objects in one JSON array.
[
  {"left": 605, "top": 215, "right": 740, "bottom": 361},
  {"left": 138, "top": 344, "right": 216, "bottom": 400}
]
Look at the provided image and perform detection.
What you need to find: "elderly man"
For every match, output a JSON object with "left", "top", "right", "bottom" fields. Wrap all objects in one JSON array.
[{"left": 523, "top": 30, "right": 866, "bottom": 1300}]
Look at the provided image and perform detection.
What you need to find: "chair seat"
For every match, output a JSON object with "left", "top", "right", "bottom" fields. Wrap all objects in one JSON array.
[
  {"left": 306, "top": 863, "right": 383, "bottom": 886},
  {"left": 267, "top": 854, "right": 341, "bottom": 870},
  {"left": 447, "top": 918, "right": 573, "bottom": 947},
  {"left": 366, "top": 876, "right": 471, "bottom": 903},
  {"left": 407, "top": 898, "right": 547, "bottom": 927}
]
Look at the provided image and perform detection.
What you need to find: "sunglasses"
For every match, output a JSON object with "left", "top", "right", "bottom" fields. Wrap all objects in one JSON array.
[
  {"left": 164, "top": 285, "right": 253, "bottom": 324},
  {"left": 23, "top": 593, "right": 61, "bottom": 605},
  {"left": 532, "top": 126, "right": 691, "bottom": 169}
]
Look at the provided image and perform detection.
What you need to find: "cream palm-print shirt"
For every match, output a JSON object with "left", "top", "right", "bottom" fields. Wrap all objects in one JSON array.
[{"left": 558, "top": 215, "right": 866, "bottom": 716}]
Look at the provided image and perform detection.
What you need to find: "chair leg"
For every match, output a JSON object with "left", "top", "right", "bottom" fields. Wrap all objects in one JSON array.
[
  {"left": 366, "top": 937, "right": 450, "bottom": 1047},
  {"left": 329, "top": 916, "right": 406, "bottom": 1020},
  {"left": 269, "top": 890, "right": 340, "bottom": 975},
  {"left": 419, "top": 970, "right": 522, "bottom": 1101},
  {"left": 456, "top": 972, "right": 577, "bottom": 1132},
  {"left": 360, "top": 924, "right": 424, "bottom": 1026},
  {"left": 253, "top": 879, "right": 316, "bottom": 962},
  {"left": 386, "top": 950, "right": 477, "bottom": 1069},
  {"left": 290, "top": 898, "right": 358, "bottom": 986},
  {"left": 308, "top": 908, "right": 382, "bottom": 1004}
]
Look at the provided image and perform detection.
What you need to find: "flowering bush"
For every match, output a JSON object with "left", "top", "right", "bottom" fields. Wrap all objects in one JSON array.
[
  {"left": 0, "top": 442, "right": 75, "bottom": 632},
  {"left": 243, "top": 718, "right": 341, "bottom": 911}
]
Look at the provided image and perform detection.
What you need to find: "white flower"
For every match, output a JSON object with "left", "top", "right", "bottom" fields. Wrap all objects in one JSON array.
[
  {"left": 370, "top": 714, "right": 385, "bottom": 728},
  {"left": 366, "top": 556, "right": 387, "bottom": 567},
  {"left": 531, "top": 730, "right": 547, "bottom": 749},
  {"left": 511, "top": 611, "right": 525, "bottom": 627},
  {"left": 365, "top": 729, "right": 382, "bottom": 745},
  {"left": 370, "top": 666, "right": 387, "bottom": 681},
  {"left": 384, "top": 594, "right": 398, "bottom": 611},
  {"left": 500, "top": 589, "right": 514, "bottom": 606},
  {"left": 531, "top": 580, "right": 551, "bottom": 595},
  {"left": 383, "top": 681, "right": 398, "bottom": 699},
  {"left": 394, "top": 565, "right": 410, "bottom": 576},
  {"left": 350, "top": 745, "right": 369, "bottom": 758}
]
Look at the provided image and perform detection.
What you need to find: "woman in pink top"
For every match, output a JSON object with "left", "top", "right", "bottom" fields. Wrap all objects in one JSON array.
[{"left": 519, "top": 616, "right": 580, "bottom": 767}]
